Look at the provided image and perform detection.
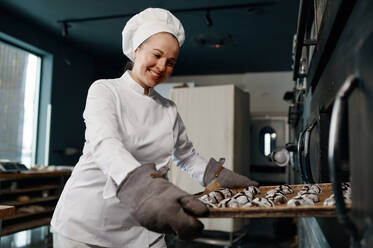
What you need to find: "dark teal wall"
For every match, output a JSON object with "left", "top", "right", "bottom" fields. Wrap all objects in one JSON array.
[{"left": 0, "top": 7, "right": 123, "bottom": 165}]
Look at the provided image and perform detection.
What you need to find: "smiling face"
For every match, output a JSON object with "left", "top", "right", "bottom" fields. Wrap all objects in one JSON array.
[{"left": 130, "top": 32, "right": 179, "bottom": 93}]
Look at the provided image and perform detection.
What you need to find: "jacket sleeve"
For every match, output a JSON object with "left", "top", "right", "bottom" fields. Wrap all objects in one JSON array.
[
  {"left": 83, "top": 82, "right": 141, "bottom": 199},
  {"left": 172, "top": 112, "right": 208, "bottom": 186}
]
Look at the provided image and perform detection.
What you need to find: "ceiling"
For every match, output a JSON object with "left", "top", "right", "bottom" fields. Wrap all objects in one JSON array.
[{"left": 0, "top": 0, "right": 299, "bottom": 76}]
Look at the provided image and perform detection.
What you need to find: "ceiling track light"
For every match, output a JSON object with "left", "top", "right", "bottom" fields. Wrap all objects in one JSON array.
[
  {"left": 57, "top": 1, "right": 275, "bottom": 36},
  {"left": 58, "top": 2, "right": 275, "bottom": 23},
  {"left": 204, "top": 10, "right": 213, "bottom": 27},
  {"left": 61, "top": 22, "right": 70, "bottom": 37}
]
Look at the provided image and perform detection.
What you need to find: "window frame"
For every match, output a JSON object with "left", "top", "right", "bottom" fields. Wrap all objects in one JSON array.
[{"left": 0, "top": 32, "right": 53, "bottom": 166}]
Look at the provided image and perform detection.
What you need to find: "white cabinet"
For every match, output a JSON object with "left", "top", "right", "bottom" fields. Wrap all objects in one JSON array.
[{"left": 169, "top": 85, "right": 250, "bottom": 232}]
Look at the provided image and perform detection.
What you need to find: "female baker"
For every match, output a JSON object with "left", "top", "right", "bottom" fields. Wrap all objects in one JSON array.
[{"left": 51, "top": 8, "right": 258, "bottom": 248}]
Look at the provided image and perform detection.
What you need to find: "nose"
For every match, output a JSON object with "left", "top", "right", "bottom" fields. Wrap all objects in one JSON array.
[{"left": 156, "top": 58, "right": 167, "bottom": 72}]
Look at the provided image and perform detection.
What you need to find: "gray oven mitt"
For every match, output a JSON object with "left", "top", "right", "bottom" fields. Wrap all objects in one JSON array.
[
  {"left": 203, "top": 158, "right": 259, "bottom": 188},
  {"left": 117, "top": 164, "right": 208, "bottom": 240}
]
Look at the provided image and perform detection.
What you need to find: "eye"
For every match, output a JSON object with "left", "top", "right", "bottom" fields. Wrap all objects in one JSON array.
[
  {"left": 153, "top": 53, "right": 161, "bottom": 58},
  {"left": 167, "top": 61, "right": 175, "bottom": 67}
]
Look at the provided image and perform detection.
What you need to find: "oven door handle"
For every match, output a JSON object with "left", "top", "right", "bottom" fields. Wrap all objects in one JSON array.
[
  {"left": 297, "top": 130, "right": 306, "bottom": 182},
  {"left": 328, "top": 75, "right": 359, "bottom": 242},
  {"left": 304, "top": 120, "right": 317, "bottom": 183}
]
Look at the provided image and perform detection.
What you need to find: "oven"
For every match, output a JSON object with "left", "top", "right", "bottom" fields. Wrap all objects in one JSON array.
[{"left": 289, "top": 0, "right": 373, "bottom": 247}]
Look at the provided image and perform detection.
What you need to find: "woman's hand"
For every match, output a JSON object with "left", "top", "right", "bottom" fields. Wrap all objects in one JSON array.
[
  {"left": 203, "top": 158, "right": 259, "bottom": 188},
  {"left": 117, "top": 164, "right": 208, "bottom": 240}
]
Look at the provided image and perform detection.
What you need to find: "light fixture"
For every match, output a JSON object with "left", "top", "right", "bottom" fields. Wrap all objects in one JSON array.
[
  {"left": 61, "top": 22, "right": 70, "bottom": 37},
  {"left": 57, "top": 2, "right": 275, "bottom": 36},
  {"left": 204, "top": 10, "right": 213, "bottom": 27}
]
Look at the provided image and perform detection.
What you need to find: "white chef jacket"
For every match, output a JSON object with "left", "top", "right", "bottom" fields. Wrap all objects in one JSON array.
[{"left": 51, "top": 71, "right": 208, "bottom": 248}]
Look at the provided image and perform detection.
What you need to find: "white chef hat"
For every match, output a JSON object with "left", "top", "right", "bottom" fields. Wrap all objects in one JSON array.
[{"left": 122, "top": 8, "right": 185, "bottom": 61}]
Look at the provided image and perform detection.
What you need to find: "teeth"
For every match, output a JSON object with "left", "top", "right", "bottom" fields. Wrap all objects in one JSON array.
[{"left": 150, "top": 71, "right": 160, "bottom": 78}]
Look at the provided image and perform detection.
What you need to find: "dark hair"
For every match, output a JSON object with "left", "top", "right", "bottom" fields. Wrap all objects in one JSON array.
[
  {"left": 124, "top": 39, "right": 146, "bottom": 72},
  {"left": 124, "top": 61, "right": 134, "bottom": 71}
]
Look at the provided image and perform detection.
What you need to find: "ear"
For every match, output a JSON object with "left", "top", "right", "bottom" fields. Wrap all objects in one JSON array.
[{"left": 133, "top": 48, "right": 139, "bottom": 60}]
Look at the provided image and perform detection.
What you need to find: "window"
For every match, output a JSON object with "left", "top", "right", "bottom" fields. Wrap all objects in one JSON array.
[
  {"left": 259, "top": 126, "right": 277, "bottom": 156},
  {"left": 0, "top": 41, "right": 41, "bottom": 167}
]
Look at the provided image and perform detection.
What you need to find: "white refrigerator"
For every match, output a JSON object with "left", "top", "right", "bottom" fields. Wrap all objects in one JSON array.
[{"left": 169, "top": 84, "right": 251, "bottom": 233}]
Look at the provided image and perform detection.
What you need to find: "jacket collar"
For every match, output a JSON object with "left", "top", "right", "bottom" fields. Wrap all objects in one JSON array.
[{"left": 122, "top": 70, "right": 155, "bottom": 96}]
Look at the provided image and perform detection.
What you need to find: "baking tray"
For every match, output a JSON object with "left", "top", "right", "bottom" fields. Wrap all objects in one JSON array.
[{"left": 202, "top": 183, "right": 351, "bottom": 218}]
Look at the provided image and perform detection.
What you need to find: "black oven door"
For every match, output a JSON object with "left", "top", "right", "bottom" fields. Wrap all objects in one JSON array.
[
  {"left": 296, "top": 0, "right": 373, "bottom": 246},
  {"left": 326, "top": 1, "right": 373, "bottom": 246},
  {"left": 348, "top": 29, "right": 373, "bottom": 248}
]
